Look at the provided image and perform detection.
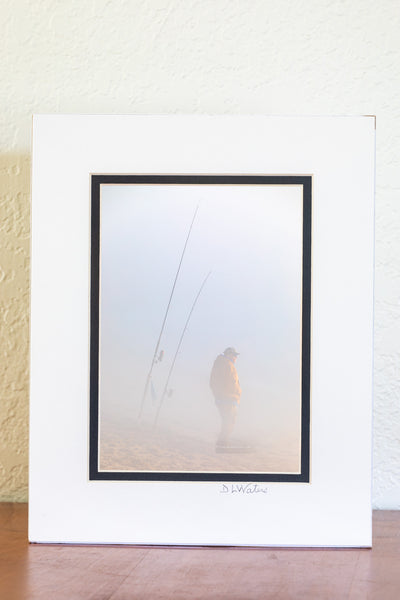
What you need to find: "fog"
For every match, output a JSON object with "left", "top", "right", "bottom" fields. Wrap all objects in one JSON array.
[{"left": 98, "top": 183, "right": 303, "bottom": 474}]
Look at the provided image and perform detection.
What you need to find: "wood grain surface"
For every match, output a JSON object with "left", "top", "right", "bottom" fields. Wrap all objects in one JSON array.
[{"left": 0, "top": 504, "right": 399, "bottom": 599}]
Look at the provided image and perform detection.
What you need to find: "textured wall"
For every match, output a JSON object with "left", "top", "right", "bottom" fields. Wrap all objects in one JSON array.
[
  {"left": 0, "top": 155, "right": 30, "bottom": 501},
  {"left": 1, "top": 0, "right": 399, "bottom": 507}
]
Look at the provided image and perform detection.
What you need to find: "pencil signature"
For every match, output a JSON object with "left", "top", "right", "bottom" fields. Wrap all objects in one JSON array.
[{"left": 220, "top": 483, "right": 268, "bottom": 495}]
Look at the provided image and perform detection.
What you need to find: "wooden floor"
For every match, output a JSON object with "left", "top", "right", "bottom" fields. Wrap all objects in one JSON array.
[{"left": 0, "top": 504, "right": 399, "bottom": 599}]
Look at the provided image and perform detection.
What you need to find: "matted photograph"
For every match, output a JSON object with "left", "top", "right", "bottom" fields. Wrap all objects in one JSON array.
[
  {"left": 90, "top": 174, "right": 311, "bottom": 482},
  {"left": 30, "top": 115, "right": 374, "bottom": 546}
]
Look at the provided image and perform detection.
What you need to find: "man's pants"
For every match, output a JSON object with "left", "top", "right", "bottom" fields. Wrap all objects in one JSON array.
[{"left": 216, "top": 398, "right": 238, "bottom": 445}]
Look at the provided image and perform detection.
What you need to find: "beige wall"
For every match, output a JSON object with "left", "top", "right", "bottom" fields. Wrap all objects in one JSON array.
[
  {"left": 1, "top": 0, "right": 400, "bottom": 507},
  {"left": 0, "top": 155, "right": 30, "bottom": 500}
]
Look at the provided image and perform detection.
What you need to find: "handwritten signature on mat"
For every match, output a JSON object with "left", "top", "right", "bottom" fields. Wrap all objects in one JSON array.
[{"left": 220, "top": 483, "right": 268, "bottom": 495}]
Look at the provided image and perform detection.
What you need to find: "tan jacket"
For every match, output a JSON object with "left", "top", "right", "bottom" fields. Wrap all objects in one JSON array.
[{"left": 210, "top": 355, "right": 241, "bottom": 403}]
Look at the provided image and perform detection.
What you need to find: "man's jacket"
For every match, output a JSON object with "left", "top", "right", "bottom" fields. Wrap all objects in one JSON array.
[{"left": 210, "top": 354, "right": 241, "bottom": 403}]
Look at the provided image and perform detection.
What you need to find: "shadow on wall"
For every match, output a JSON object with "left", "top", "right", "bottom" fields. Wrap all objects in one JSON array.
[{"left": 0, "top": 154, "right": 31, "bottom": 502}]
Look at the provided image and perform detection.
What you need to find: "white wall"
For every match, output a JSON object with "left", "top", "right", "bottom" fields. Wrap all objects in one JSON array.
[{"left": 1, "top": 0, "right": 399, "bottom": 508}]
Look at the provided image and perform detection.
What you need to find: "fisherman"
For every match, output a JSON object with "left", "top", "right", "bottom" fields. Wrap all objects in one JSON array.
[{"left": 210, "top": 347, "right": 241, "bottom": 449}]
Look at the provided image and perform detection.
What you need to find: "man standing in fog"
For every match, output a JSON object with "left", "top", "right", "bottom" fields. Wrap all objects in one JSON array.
[{"left": 210, "top": 347, "right": 241, "bottom": 450}]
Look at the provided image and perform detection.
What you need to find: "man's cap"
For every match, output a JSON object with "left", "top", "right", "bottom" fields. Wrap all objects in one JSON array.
[{"left": 223, "top": 347, "right": 239, "bottom": 357}]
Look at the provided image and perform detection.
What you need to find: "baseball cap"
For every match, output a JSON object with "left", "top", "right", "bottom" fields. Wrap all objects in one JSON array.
[{"left": 223, "top": 347, "right": 239, "bottom": 357}]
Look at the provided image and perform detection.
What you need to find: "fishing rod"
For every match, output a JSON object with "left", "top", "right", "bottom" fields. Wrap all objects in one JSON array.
[
  {"left": 138, "top": 205, "right": 199, "bottom": 419},
  {"left": 154, "top": 270, "right": 212, "bottom": 427}
]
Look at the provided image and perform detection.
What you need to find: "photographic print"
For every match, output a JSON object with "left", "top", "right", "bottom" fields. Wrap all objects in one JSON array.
[
  {"left": 30, "top": 115, "right": 374, "bottom": 546},
  {"left": 90, "top": 175, "right": 311, "bottom": 482}
]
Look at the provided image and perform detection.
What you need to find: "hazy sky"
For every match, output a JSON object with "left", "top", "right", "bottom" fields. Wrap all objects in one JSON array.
[{"left": 99, "top": 183, "right": 303, "bottom": 445}]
